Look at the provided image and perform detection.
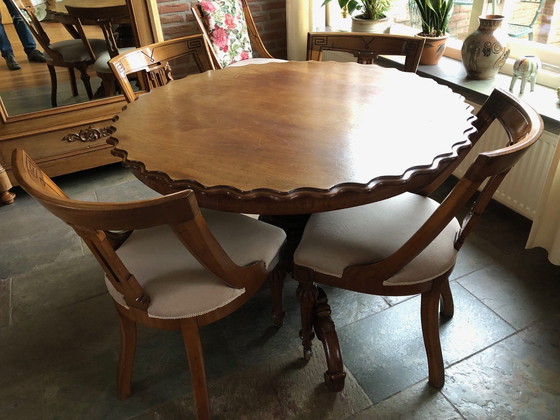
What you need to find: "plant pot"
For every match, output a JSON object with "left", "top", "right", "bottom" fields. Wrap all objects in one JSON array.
[
  {"left": 351, "top": 15, "right": 392, "bottom": 33},
  {"left": 417, "top": 34, "right": 448, "bottom": 65},
  {"left": 461, "top": 15, "right": 510, "bottom": 80}
]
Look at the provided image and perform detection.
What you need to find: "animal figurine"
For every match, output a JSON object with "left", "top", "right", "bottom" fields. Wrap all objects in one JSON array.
[{"left": 509, "top": 55, "right": 541, "bottom": 95}]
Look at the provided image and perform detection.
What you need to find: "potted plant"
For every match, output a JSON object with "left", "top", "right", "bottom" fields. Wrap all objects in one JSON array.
[
  {"left": 412, "top": 0, "right": 453, "bottom": 65},
  {"left": 322, "top": 0, "right": 393, "bottom": 33}
]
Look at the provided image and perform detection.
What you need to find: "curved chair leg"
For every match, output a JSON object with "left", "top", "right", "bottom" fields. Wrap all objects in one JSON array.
[
  {"left": 296, "top": 281, "right": 318, "bottom": 361},
  {"left": 116, "top": 307, "right": 137, "bottom": 399},
  {"left": 314, "top": 286, "right": 346, "bottom": 392},
  {"left": 439, "top": 278, "right": 454, "bottom": 319},
  {"left": 77, "top": 66, "right": 94, "bottom": 100},
  {"left": 48, "top": 65, "right": 58, "bottom": 107},
  {"left": 269, "top": 266, "right": 286, "bottom": 327},
  {"left": 421, "top": 281, "right": 445, "bottom": 388},
  {"left": 68, "top": 68, "right": 78, "bottom": 97},
  {"left": 181, "top": 319, "right": 210, "bottom": 420}
]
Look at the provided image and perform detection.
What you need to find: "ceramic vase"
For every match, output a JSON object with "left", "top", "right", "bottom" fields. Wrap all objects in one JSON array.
[{"left": 461, "top": 15, "right": 510, "bottom": 80}]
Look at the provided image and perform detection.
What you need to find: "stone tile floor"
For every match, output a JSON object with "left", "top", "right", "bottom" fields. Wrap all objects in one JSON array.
[{"left": 1, "top": 164, "right": 559, "bottom": 419}]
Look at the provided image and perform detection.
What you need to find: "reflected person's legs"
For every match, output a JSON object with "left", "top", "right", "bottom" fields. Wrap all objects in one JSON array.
[
  {"left": 0, "top": 17, "right": 20, "bottom": 70},
  {"left": 3, "top": 0, "right": 45, "bottom": 62}
]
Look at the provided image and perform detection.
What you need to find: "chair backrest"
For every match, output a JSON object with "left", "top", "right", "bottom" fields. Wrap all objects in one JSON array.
[
  {"left": 306, "top": 33, "right": 426, "bottom": 73},
  {"left": 108, "top": 34, "right": 215, "bottom": 103},
  {"left": 343, "top": 88, "right": 543, "bottom": 289},
  {"left": 191, "top": 0, "right": 273, "bottom": 69},
  {"left": 11, "top": 148, "right": 261, "bottom": 311},
  {"left": 65, "top": 4, "right": 131, "bottom": 59},
  {"left": 510, "top": 0, "right": 544, "bottom": 28}
]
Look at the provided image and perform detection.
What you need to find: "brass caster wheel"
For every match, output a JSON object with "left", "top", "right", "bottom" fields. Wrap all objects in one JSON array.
[{"left": 303, "top": 347, "right": 312, "bottom": 361}]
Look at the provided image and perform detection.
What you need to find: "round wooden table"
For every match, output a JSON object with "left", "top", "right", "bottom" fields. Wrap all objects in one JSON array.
[{"left": 110, "top": 61, "right": 475, "bottom": 215}]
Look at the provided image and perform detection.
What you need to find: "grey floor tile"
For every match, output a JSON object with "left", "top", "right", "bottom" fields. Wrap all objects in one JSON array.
[
  {"left": 443, "top": 311, "right": 560, "bottom": 420},
  {"left": 458, "top": 251, "right": 560, "bottom": 330},
  {"left": 131, "top": 350, "right": 372, "bottom": 420},
  {"left": 0, "top": 278, "right": 9, "bottom": 327},
  {"left": 337, "top": 283, "right": 515, "bottom": 404},
  {"left": 0, "top": 202, "right": 84, "bottom": 279},
  {"left": 350, "top": 382, "right": 462, "bottom": 420},
  {"left": 10, "top": 254, "right": 106, "bottom": 324}
]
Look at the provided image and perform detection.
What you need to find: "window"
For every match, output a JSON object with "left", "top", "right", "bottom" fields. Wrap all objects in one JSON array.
[{"left": 319, "top": 0, "right": 560, "bottom": 88}]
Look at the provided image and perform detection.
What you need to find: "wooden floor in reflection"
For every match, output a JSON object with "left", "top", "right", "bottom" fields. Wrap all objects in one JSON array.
[{"left": 0, "top": 20, "right": 105, "bottom": 115}]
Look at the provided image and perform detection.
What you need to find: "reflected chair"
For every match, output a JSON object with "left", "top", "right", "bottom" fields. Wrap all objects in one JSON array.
[
  {"left": 65, "top": 4, "right": 136, "bottom": 98},
  {"left": 191, "top": 0, "right": 286, "bottom": 69},
  {"left": 12, "top": 148, "right": 286, "bottom": 420},
  {"left": 507, "top": 0, "right": 544, "bottom": 41},
  {"left": 108, "top": 34, "right": 215, "bottom": 103},
  {"left": 307, "top": 32, "right": 426, "bottom": 72},
  {"left": 12, "top": 0, "right": 108, "bottom": 107},
  {"left": 293, "top": 88, "right": 543, "bottom": 392}
]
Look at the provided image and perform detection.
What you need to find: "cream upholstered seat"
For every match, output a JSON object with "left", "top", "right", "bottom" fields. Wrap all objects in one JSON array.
[
  {"left": 295, "top": 193, "right": 460, "bottom": 285},
  {"left": 293, "top": 88, "right": 543, "bottom": 393},
  {"left": 106, "top": 210, "right": 283, "bottom": 319},
  {"left": 12, "top": 148, "right": 285, "bottom": 420},
  {"left": 192, "top": 0, "right": 286, "bottom": 69}
]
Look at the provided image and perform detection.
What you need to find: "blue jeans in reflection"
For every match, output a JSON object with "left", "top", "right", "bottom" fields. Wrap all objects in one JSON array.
[{"left": 0, "top": 0, "right": 37, "bottom": 57}]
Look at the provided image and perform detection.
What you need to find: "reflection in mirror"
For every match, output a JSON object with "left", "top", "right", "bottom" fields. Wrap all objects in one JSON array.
[{"left": 0, "top": 0, "right": 131, "bottom": 116}]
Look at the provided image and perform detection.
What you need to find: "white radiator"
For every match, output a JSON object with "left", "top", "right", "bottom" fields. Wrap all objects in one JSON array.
[{"left": 453, "top": 101, "right": 559, "bottom": 220}]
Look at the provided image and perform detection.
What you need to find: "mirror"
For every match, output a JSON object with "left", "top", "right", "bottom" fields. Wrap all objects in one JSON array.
[
  {"left": 0, "top": 0, "right": 161, "bottom": 186},
  {"left": 0, "top": 0, "right": 160, "bottom": 116}
]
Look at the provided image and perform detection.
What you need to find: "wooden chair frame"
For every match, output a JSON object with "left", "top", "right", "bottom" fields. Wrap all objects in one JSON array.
[
  {"left": 306, "top": 32, "right": 426, "bottom": 72},
  {"left": 191, "top": 0, "right": 274, "bottom": 69},
  {"left": 12, "top": 148, "right": 281, "bottom": 419},
  {"left": 109, "top": 34, "right": 215, "bottom": 103},
  {"left": 65, "top": 4, "right": 132, "bottom": 98},
  {"left": 12, "top": 0, "right": 105, "bottom": 107},
  {"left": 293, "top": 88, "right": 543, "bottom": 392}
]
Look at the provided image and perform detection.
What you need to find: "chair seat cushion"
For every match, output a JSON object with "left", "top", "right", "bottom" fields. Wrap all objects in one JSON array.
[
  {"left": 106, "top": 209, "right": 286, "bottom": 319},
  {"left": 294, "top": 192, "right": 461, "bottom": 285},
  {"left": 94, "top": 47, "right": 136, "bottom": 73},
  {"left": 50, "top": 38, "right": 108, "bottom": 63},
  {"left": 228, "top": 58, "right": 288, "bottom": 67},
  {"left": 198, "top": 0, "right": 253, "bottom": 68}
]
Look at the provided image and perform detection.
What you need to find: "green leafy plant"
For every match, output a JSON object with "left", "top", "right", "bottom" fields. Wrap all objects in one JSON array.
[
  {"left": 322, "top": 0, "right": 392, "bottom": 21},
  {"left": 413, "top": 0, "right": 453, "bottom": 37}
]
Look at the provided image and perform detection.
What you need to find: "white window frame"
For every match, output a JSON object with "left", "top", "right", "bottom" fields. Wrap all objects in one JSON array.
[{"left": 444, "top": 0, "right": 560, "bottom": 88}]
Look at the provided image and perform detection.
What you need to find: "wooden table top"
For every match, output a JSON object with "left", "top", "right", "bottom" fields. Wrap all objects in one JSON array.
[{"left": 110, "top": 61, "right": 476, "bottom": 215}]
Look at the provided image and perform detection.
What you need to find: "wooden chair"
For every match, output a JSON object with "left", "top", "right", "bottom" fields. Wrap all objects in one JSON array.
[
  {"left": 191, "top": 0, "right": 285, "bottom": 69},
  {"left": 108, "top": 34, "right": 215, "bottom": 103},
  {"left": 64, "top": 4, "right": 136, "bottom": 98},
  {"left": 307, "top": 32, "right": 426, "bottom": 72},
  {"left": 12, "top": 148, "right": 286, "bottom": 420},
  {"left": 292, "top": 88, "right": 543, "bottom": 392},
  {"left": 12, "top": 0, "right": 109, "bottom": 107}
]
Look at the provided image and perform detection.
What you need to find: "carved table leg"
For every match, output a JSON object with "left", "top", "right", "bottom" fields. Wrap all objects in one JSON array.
[
  {"left": 259, "top": 214, "right": 310, "bottom": 326},
  {"left": 0, "top": 164, "right": 15, "bottom": 205},
  {"left": 296, "top": 281, "right": 318, "bottom": 361},
  {"left": 269, "top": 265, "right": 286, "bottom": 327},
  {"left": 314, "top": 286, "right": 346, "bottom": 392}
]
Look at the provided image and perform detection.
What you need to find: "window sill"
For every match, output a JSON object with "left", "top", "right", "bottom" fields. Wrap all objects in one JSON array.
[{"left": 407, "top": 56, "right": 560, "bottom": 134}]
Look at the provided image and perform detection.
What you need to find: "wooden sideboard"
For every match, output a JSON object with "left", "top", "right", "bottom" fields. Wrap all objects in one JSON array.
[{"left": 0, "top": 0, "right": 162, "bottom": 202}]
